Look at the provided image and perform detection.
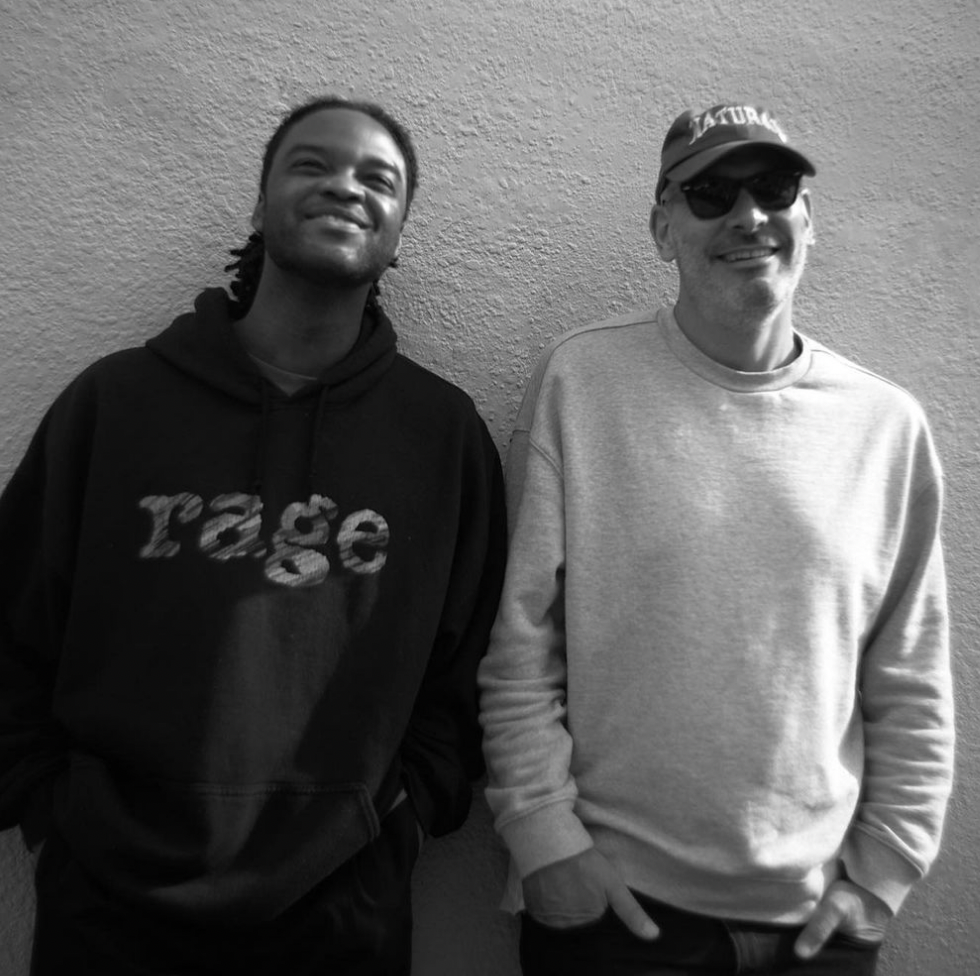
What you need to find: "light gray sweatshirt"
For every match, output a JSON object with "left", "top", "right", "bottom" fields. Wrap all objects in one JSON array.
[{"left": 479, "top": 307, "right": 953, "bottom": 923}]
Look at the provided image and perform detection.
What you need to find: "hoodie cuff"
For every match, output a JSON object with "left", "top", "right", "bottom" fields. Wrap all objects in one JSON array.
[
  {"left": 842, "top": 829, "right": 922, "bottom": 915},
  {"left": 499, "top": 801, "right": 594, "bottom": 880},
  {"left": 19, "top": 779, "right": 55, "bottom": 852}
]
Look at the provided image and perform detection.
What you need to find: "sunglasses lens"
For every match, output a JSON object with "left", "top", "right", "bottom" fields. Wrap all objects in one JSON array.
[
  {"left": 684, "top": 181, "right": 737, "bottom": 219},
  {"left": 680, "top": 171, "right": 802, "bottom": 219},
  {"left": 749, "top": 172, "right": 801, "bottom": 210}
]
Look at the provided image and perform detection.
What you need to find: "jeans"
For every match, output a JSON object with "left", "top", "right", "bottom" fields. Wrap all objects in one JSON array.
[{"left": 520, "top": 891, "right": 880, "bottom": 976}]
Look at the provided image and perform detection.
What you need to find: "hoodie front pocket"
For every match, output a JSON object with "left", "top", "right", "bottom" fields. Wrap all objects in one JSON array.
[{"left": 57, "top": 753, "right": 381, "bottom": 922}]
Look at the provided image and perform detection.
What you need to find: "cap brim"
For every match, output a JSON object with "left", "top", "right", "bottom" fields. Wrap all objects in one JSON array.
[{"left": 664, "top": 141, "right": 816, "bottom": 185}]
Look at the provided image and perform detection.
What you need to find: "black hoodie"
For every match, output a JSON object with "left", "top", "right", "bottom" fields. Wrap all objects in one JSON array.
[{"left": 0, "top": 288, "right": 506, "bottom": 921}]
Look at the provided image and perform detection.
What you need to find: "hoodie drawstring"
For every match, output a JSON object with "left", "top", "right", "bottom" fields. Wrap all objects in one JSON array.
[
  {"left": 251, "top": 384, "right": 272, "bottom": 498},
  {"left": 309, "top": 386, "right": 330, "bottom": 495}
]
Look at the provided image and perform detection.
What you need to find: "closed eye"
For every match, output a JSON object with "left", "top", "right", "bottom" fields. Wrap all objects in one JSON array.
[
  {"left": 364, "top": 173, "right": 396, "bottom": 192},
  {"left": 292, "top": 158, "right": 326, "bottom": 172}
]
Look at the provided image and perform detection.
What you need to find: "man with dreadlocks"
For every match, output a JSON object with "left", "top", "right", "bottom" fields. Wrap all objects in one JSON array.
[{"left": 0, "top": 97, "right": 506, "bottom": 975}]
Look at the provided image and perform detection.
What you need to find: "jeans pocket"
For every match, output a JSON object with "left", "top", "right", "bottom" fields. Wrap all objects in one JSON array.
[
  {"left": 522, "top": 906, "right": 615, "bottom": 934},
  {"left": 832, "top": 931, "right": 885, "bottom": 950}
]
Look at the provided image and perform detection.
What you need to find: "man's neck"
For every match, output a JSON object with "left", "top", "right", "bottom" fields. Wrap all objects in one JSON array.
[
  {"left": 672, "top": 295, "right": 798, "bottom": 373},
  {"left": 235, "top": 273, "right": 372, "bottom": 376}
]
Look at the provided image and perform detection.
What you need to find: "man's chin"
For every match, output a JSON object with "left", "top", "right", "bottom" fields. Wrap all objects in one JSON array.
[
  {"left": 290, "top": 257, "right": 392, "bottom": 291},
  {"left": 264, "top": 238, "right": 397, "bottom": 290}
]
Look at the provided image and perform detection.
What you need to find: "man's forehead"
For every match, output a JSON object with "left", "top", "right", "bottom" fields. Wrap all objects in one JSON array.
[{"left": 278, "top": 108, "right": 407, "bottom": 171}]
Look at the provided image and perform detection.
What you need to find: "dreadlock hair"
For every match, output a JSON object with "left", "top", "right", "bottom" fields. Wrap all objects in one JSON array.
[{"left": 225, "top": 96, "right": 419, "bottom": 317}]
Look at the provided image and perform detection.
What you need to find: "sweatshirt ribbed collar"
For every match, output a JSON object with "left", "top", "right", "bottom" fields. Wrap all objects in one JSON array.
[{"left": 661, "top": 306, "right": 812, "bottom": 393}]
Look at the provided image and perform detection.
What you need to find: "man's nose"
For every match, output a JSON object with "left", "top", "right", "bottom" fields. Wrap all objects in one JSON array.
[
  {"left": 321, "top": 171, "right": 364, "bottom": 199},
  {"left": 725, "top": 187, "right": 767, "bottom": 230}
]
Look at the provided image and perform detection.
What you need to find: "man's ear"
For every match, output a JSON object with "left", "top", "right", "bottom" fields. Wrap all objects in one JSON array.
[
  {"left": 251, "top": 194, "right": 265, "bottom": 234},
  {"left": 801, "top": 188, "right": 815, "bottom": 245},
  {"left": 383, "top": 230, "right": 404, "bottom": 270},
  {"left": 650, "top": 203, "right": 676, "bottom": 263}
]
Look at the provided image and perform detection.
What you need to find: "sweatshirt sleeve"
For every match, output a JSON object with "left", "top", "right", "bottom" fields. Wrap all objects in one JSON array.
[
  {"left": 0, "top": 384, "right": 91, "bottom": 848},
  {"left": 842, "top": 431, "right": 954, "bottom": 915},
  {"left": 400, "top": 416, "right": 507, "bottom": 838},
  {"left": 478, "top": 364, "right": 594, "bottom": 881}
]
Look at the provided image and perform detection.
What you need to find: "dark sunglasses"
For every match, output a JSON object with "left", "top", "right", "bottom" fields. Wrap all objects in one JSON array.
[{"left": 676, "top": 170, "right": 803, "bottom": 220}]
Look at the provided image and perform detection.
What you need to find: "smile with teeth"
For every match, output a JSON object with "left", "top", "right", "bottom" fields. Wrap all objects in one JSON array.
[
  {"left": 720, "top": 246, "right": 776, "bottom": 262},
  {"left": 309, "top": 211, "right": 368, "bottom": 230}
]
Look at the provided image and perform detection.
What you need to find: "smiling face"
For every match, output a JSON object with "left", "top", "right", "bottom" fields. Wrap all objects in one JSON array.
[
  {"left": 652, "top": 149, "right": 814, "bottom": 329},
  {"left": 252, "top": 107, "right": 409, "bottom": 290}
]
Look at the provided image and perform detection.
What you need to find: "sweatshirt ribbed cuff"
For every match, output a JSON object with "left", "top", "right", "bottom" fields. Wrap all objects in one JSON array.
[
  {"left": 842, "top": 828, "right": 923, "bottom": 915},
  {"left": 499, "top": 801, "right": 594, "bottom": 880}
]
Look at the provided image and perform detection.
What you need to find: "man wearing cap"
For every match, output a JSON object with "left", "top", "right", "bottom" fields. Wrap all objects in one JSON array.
[{"left": 479, "top": 103, "right": 953, "bottom": 975}]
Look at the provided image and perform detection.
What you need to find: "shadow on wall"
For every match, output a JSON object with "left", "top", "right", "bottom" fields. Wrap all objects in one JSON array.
[{"left": 412, "top": 793, "right": 521, "bottom": 976}]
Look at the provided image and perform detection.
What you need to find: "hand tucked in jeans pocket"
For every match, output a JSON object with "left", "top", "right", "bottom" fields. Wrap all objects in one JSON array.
[
  {"left": 795, "top": 880, "right": 892, "bottom": 959},
  {"left": 523, "top": 847, "right": 659, "bottom": 939}
]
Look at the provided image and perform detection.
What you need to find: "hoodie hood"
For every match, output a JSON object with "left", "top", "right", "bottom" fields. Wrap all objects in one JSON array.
[
  {"left": 146, "top": 287, "right": 400, "bottom": 496},
  {"left": 146, "top": 287, "right": 398, "bottom": 405}
]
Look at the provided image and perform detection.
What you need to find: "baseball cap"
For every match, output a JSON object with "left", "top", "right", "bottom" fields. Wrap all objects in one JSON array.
[{"left": 655, "top": 103, "right": 816, "bottom": 202}]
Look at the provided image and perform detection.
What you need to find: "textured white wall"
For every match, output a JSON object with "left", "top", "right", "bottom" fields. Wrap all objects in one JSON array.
[{"left": 1, "top": 0, "right": 978, "bottom": 973}]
